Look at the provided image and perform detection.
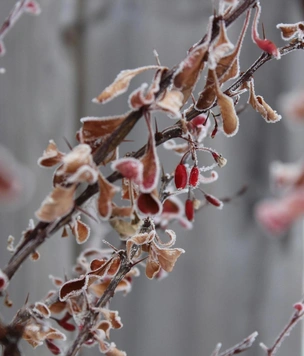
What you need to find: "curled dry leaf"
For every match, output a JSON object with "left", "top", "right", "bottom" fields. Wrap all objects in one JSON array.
[
  {"left": 173, "top": 43, "right": 209, "bottom": 104},
  {"left": 37, "top": 140, "right": 65, "bottom": 168},
  {"left": 80, "top": 114, "right": 128, "bottom": 143},
  {"left": 73, "top": 218, "right": 90, "bottom": 244},
  {"left": 33, "top": 302, "right": 51, "bottom": 318},
  {"left": 57, "top": 144, "right": 94, "bottom": 175},
  {"left": 212, "top": 70, "right": 239, "bottom": 136},
  {"left": 196, "top": 11, "right": 250, "bottom": 111},
  {"left": 140, "top": 116, "right": 160, "bottom": 192},
  {"left": 277, "top": 22, "right": 304, "bottom": 41},
  {"left": 137, "top": 191, "right": 162, "bottom": 216},
  {"left": 35, "top": 185, "right": 76, "bottom": 222},
  {"left": 93, "top": 65, "right": 161, "bottom": 104},
  {"left": 97, "top": 172, "right": 119, "bottom": 220},
  {"left": 208, "top": 20, "right": 234, "bottom": 69},
  {"left": 152, "top": 89, "right": 184, "bottom": 118},
  {"left": 247, "top": 79, "right": 281, "bottom": 122},
  {"left": 59, "top": 276, "right": 87, "bottom": 301}
]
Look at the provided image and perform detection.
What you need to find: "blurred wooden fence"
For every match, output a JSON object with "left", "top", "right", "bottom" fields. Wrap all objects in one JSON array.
[{"left": 0, "top": 1, "right": 304, "bottom": 355}]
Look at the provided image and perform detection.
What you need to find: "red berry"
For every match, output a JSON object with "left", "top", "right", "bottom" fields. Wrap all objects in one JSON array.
[
  {"left": 189, "top": 166, "right": 199, "bottom": 187},
  {"left": 174, "top": 164, "right": 187, "bottom": 189},
  {"left": 185, "top": 199, "right": 194, "bottom": 221}
]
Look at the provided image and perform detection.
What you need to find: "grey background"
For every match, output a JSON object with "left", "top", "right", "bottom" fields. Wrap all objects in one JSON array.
[{"left": 0, "top": 1, "right": 304, "bottom": 356}]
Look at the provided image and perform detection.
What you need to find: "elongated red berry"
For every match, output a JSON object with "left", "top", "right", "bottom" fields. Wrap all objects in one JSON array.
[
  {"left": 185, "top": 199, "right": 194, "bottom": 221},
  {"left": 189, "top": 165, "right": 199, "bottom": 187},
  {"left": 205, "top": 193, "right": 223, "bottom": 209},
  {"left": 174, "top": 164, "right": 188, "bottom": 189}
]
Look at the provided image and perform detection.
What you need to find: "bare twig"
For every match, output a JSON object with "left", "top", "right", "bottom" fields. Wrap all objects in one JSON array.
[{"left": 260, "top": 303, "right": 304, "bottom": 356}]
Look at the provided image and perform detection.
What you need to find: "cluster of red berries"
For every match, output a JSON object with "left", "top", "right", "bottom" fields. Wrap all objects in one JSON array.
[{"left": 174, "top": 161, "right": 223, "bottom": 222}]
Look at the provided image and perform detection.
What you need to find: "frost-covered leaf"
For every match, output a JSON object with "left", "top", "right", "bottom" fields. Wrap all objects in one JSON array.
[
  {"left": 173, "top": 43, "right": 209, "bottom": 104},
  {"left": 153, "top": 90, "right": 184, "bottom": 118},
  {"left": 212, "top": 70, "right": 239, "bottom": 136},
  {"left": 140, "top": 116, "right": 160, "bottom": 192},
  {"left": 247, "top": 79, "right": 281, "bottom": 122},
  {"left": 276, "top": 22, "right": 304, "bottom": 41},
  {"left": 59, "top": 276, "right": 87, "bottom": 301},
  {"left": 97, "top": 173, "right": 119, "bottom": 220},
  {"left": 93, "top": 66, "right": 161, "bottom": 104},
  {"left": 73, "top": 218, "right": 90, "bottom": 244},
  {"left": 80, "top": 114, "right": 128, "bottom": 142},
  {"left": 37, "top": 140, "right": 65, "bottom": 168},
  {"left": 35, "top": 185, "right": 76, "bottom": 222}
]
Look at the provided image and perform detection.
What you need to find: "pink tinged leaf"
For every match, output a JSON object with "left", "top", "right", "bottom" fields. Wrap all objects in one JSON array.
[
  {"left": 45, "top": 339, "right": 61, "bottom": 356},
  {"left": 24, "top": 1, "right": 41, "bottom": 15},
  {"left": 152, "top": 90, "right": 184, "bottom": 118},
  {"left": 252, "top": 3, "right": 280, "bottom": 59},
  {"left": 205, "top": 193, "right": 223, "bottom": 209},
  {"left": 137, "top": 191, "right": 162, "bottom": 216},
  {"left": 255, "top": 189, "right": 304, "bottom": 235},
  {"left": 185, "top": 199, "right": 194, "bottom": 222},
  {"left": 92, "top": 65, "right": 161, "bottom": 104},
  {"left": 35, "top": 185, "right": 76, "bottom": 222},
  {"left": 59, "top": 276, "right": 87, "bottom": 301},
  {"left": 33, "top": 302, "right": 51, "bottom": 318},
  {"left": 247, "top": 79, "right": 281, "bottom": 122},
  {"left": 0, "top": 269, "right": 9, "bottom": 292},
  {"left": 54, "top": 316, "right": 76, "bottom": 332},
  {"left": 189, "top": 166, "right": 199, "bottom": 187},
  {"left": 140, "top": 117, "right": 160, "bottom": 192},
  {"left": 0, "top": 40, "right": 6, "bottom": 57},
  {"left": 212, "top": 70, "right": 239, "bottom": 136},
  {"left": 111, "top": 157, "right": 143, "bottom": 184},
  {"left": 80, "top": 114, "right": 128, "bottom": 142},
  {"left": 174, "top": 163, "right": 188, "bottom": 189},
  {"left": 73, "top": 219, "right": 90, "bottom": 244},
  {"left": 97, "top": 172, "right": 119, "bottom": 220}
]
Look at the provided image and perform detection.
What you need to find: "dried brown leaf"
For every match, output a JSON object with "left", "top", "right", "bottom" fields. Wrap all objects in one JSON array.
[
  {"left": 80, "top": 114, "right": 128, "bottom": 142},
  {"left": 248, "top": 79, "right": 281, "bottom": 122},
  {"left": 97, "top": 173, "right": 119, "bottom": 219},
  {"left": 93, "top": 66, "right": 161, "bottom": 104},
  {"left": 35, "top": 185, "right": 76, "bottom": 222},
  {"left": 37, "top": 140, "right": 65, "bottom": 168},
  {"left": 212, "top": 70, "right": 239, "bottom": 136}
]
